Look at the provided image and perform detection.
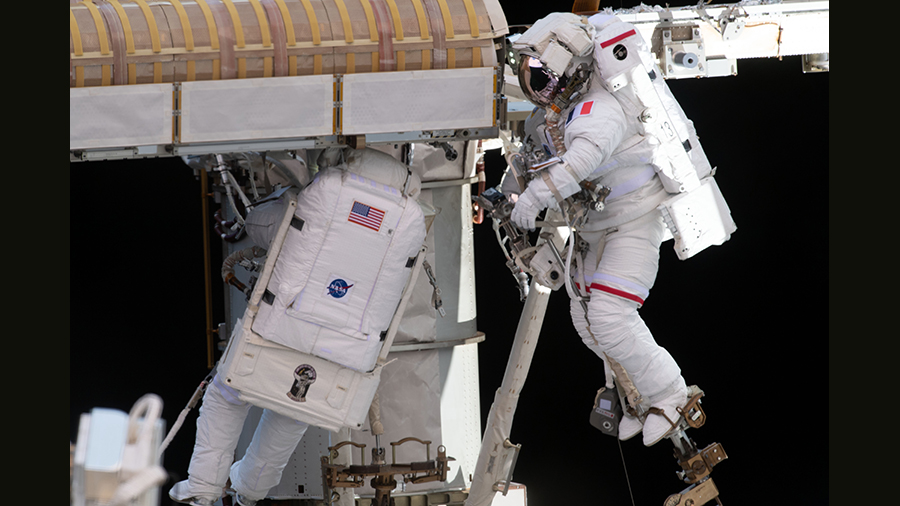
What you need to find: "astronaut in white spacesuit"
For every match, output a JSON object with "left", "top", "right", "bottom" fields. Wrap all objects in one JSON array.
[
  {"left": 170, "top": 147, "right": 426, "bottom": 506},
  {"left": 508, "top": 12, "right": 714, "bottom": 446}
]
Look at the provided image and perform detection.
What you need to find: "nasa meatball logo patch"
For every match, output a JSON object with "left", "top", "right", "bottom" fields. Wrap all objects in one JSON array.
[
  {"left": 613, "top": 44, "right": 628, "bottom": 61},
  {"left": 326, "top": 278, "right": 354, "bottom": 299}
]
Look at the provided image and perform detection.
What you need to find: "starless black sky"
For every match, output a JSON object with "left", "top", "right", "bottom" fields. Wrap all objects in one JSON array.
[{"left": 69, "top": 2, "right": 829, "bottom": 505}]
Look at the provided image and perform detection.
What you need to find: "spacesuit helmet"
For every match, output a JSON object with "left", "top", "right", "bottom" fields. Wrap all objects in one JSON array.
[
  {"left": 517, "top": 55, "right": 568, "bottom": 108},
  {"left": 512, "top": 12, "right": 596, "bottom": 108}
]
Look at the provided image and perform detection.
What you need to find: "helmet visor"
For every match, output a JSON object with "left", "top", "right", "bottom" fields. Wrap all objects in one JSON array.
[{"left": 517, "top": 55, "right": 564, "bottom": 108}]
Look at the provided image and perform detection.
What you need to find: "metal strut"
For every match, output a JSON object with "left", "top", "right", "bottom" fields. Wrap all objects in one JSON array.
[{"left": 465, "top": 212, "right": 570, "bottom": 506}]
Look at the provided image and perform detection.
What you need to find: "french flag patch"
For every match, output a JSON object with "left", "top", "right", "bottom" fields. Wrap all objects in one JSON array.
[{"left": 566, "top": 100, "right": 594, "bottom": 126}]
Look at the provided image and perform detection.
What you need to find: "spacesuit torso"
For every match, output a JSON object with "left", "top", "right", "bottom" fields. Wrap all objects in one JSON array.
[{"left": 557, "top": 78, "right": 670, "bottom": 232}]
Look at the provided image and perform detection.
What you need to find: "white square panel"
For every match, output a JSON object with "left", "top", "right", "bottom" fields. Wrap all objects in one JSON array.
[
  {"left": 70, "top": 84, "right": 173, "bottom": 150},
  {"left": 342, "top": 68, "right": 496, "bottom": 135},
  {"left": 179, "top": 75, "right": 334, "bottom": 143}
]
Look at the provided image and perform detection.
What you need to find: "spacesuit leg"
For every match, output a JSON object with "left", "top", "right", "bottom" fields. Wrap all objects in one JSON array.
[
  {"left": 570, "top": 211, "right": 687, "bottom": 445},
  {"left": 571, "top": 299, "right": 643, "bottom": 441},
  {"left": 169, "top": 374, "right": 253, "bottom": 504},
  {"left": 228, "top": 408, "right": 310, "bottom": 502}
]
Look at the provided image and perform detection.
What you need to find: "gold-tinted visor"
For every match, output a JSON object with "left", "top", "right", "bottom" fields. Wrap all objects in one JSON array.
[{"left": 517, "top": 55, "right": 562, "bottom": 108}]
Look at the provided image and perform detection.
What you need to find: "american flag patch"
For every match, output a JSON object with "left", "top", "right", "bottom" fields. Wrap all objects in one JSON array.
[
  {"left": 566, "top": 100, "right": 595, "bottom": 126},
  {"left": 348, "top": 201, "right": 385, "bottom": 232}
]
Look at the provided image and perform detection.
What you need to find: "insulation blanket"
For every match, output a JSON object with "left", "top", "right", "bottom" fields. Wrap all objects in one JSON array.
[{"left": 252, "top": 165, "right": 426, "bottom": 373}]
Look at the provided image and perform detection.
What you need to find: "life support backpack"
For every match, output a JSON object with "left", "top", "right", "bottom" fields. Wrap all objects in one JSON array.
[
  {"left": 589, "top": 17, "right": 736, "bottom": 260},
  {"left": 591, "top": 18, "right": 710, "bottom": 194},
  {"left": 251, "top": 149, "right": 426, "bottom": 373}
]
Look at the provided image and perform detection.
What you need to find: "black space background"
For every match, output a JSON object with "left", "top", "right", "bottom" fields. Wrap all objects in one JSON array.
[{"left": 63, "top": 2, "right": 846, "bottom": 505}]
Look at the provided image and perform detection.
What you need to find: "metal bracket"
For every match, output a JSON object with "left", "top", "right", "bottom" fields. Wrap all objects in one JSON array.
[
  {"left": 665, "top": 477, "right": 723, "bottom": 506},
  {"left": 333, "top": 74, "right": 343, "bottom": 135},
  {"left": 337, "top": 134, "right": 366, "bottom": 149},
  {"left": 492, "top": 439, "right": 522, "bottom": 496},
  {"left": 802, "top": 53, "right": 829, "bottom": 73},
  {"left": 659, "top": 24, "right": 707, "bottom": 79},
  {"left": 321, "top": 439, "right": 455, "bottom": 506},
  {"left": 717, "top": 5, "right": 746, "bottom": 42}
]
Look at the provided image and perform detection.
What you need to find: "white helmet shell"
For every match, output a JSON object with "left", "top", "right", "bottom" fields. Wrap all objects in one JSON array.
[{"left": 513, "top": 13, "right": 596, "bottom": 106}]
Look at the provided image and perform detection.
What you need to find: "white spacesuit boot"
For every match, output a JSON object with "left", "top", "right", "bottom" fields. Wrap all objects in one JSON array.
[
  {"left": 230, "top": 492, "right": 258, "bottom": 506},
  {"left": 642, "top": 377, "right": 688, "bottom": 446},
  {"left": 618, "top": 412, "right": 643, "bottom": 441},
  {"left": 169, "top": 375, "right": 252, "bottom": 505}
]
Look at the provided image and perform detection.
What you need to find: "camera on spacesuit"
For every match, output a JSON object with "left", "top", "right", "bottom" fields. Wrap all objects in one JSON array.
[
  {"left": 590, "top": 386, "right": 624, "bottom": 438},
  {"left": 475, "top": 187, "right": 515, "bottom": 221}
]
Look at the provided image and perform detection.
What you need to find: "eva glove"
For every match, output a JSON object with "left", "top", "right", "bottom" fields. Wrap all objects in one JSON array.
[{"left": 510, "top": 176, "right": 554, "bottom": 230}]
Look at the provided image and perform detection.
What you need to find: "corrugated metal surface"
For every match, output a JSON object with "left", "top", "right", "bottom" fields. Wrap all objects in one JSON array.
[{"left": 70, "top": 0, "right": 508, "bottom": 87}]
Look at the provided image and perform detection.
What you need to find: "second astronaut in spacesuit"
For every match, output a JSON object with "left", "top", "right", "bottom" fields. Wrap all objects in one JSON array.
[
  {"left": 170, "top": 147, "right": 427, "bottom": 505},
  {"left": 507, "top": 12, "right": 722, "bottom": 446}
]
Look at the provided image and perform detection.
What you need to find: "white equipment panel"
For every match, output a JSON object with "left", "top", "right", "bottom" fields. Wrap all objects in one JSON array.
[
  {"left": 70, "top": 83, "right": 172, "bottom": 150},
  {"left": 70, "top": 68, "right": 502, "bottom": 161},
  {"left": 342, "top": 68, "right": 497, "bottom": 135},
  {"left": 179, "top": 75, "right": 334, "bottom": 144}
]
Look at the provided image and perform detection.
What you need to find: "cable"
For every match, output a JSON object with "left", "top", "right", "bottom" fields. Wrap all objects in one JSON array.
[
  {"left": 617, "top": 437, "right": 637, "bottom": 506},
  {"left": 156, "top": 367, "right": 217, "bottom": 461}
]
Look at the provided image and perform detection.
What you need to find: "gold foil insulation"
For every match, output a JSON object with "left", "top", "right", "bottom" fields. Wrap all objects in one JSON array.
[{"left": 70, "top": 0, "right": 506, "bottom": 87}]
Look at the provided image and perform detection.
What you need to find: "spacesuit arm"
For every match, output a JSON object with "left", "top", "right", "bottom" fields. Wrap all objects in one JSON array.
[
  {"left": 510, "top": 136, "right": 614, "bottom": 230},
  {"left": 551, "top": 136, "right": 617, "bottom": 194},
  {"left": 510, "top": 88, "right": 628, "bottom": 230},
  {"left": 557, "top": 88, "right": 630, "bottom": 185},
  {"left": 517, "top": 94, "right": 628, "bottom": 209}
]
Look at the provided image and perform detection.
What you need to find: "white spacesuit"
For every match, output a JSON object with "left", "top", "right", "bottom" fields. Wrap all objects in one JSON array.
[
  {"left": 170, "top": 148, "right": 427, "bottom": 506},
  {"left": 169, "top": 373, "right": 310, "bottom": 506},
  {"left": 509, "top": 13, "right": 719, "bottom": 446}
]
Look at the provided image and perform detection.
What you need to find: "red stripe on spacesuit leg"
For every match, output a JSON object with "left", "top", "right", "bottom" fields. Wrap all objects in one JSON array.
[
  {"left": 600, "top": 29, "right": 636, "bottom": 48},
  {"left": 588, "top": 283, "right": 645, "bottom": 305}
]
